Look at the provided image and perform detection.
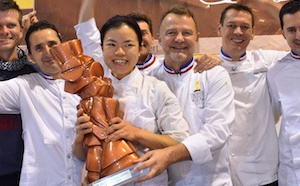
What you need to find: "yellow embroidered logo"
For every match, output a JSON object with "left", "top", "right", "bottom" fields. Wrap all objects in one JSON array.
[{"left": 194, "top": 80, "right": 201, "bottom": 92}]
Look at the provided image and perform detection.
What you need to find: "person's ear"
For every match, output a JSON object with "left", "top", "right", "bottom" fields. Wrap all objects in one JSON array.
[
  {"left": 281, "top": 29, "right": 286, "bottom": 39},
  {"left": 28, "top": 53, "right": 36, "bottom": 64},
  {"left": 217, "top": 23, "right": 222, "bottom": 37},
  {"left": 250, "top": 26, "right": 255, "bottom": 40}
]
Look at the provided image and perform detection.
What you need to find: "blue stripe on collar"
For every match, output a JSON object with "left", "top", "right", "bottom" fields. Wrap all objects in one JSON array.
[{"left": 163, "top": 58, "right": 194, "bottom": 75}]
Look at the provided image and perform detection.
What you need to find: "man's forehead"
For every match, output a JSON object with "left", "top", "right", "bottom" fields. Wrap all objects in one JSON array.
[
  {"left": 0, "top": 9, "right": 20, "bottom": 20},
  {"left": 30, "top": 29, "right": 60, "bottom": 43},
  {"left": 138, "top": 21, "right": 150, "bottom": 30},
  {"left": 225, "top": 10, "right": 252, "bottom": 20}
]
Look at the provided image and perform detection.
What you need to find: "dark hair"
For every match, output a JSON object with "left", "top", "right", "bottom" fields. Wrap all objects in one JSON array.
[
  {"left": 159, "top": 6, "right": 198, "bottom": 31},
  {"left": 25, "top": 20, "right": 62, "bottom": 54},
  {"left": 0, "top": 0, "right": 22, "bottom": 26},
  {"left": 100, "top": 15, "right": 142, "bottom": 47},
  {"left": 127, "top": 12, "right": 153, "bottom": 35},
  {"left": 279, "top": 0, "right": 300, "bottom": 29},
  {"left": 220, "top": 4, "right": 255, "bottom": 28}
]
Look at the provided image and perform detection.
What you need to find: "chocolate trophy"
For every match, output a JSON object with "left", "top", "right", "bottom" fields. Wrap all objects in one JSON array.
[{"left": 50, "top": 39, "right": 139, "bottom": 183}]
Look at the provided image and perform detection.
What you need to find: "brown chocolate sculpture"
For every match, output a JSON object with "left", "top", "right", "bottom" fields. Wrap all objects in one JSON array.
[{"left": 50, "top": 39, "right": 139, "bottom": 183}]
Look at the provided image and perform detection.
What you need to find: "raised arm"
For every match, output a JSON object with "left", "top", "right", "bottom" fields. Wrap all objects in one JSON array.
[
  {"left": 78, "top": 0, "right": 95, "bottom": 23},
  {"left": 75, "top": 0, "right": 106, "bottom": 72},
  {"left": 21, "top": 10, "right": 38, "bottom": 43}
]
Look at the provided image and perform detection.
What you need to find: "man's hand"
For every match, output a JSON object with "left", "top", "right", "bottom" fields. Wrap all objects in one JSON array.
[
  {"left": 22, "top": 10, "right": 38, "bottom": 32},
  {"left": 133, "top": 143, "right": 190, "bottom": 182},
  {"left": 72, "top": 108, "right": 93, "bottom": 161},
  {"left": 74, "top": 108, "right": 93, "bottom": 144},
  {"left": 105, "top": 117, "right": 140, "bottom": 142},
  {"left": 194, "top": 54, "right": 221, "bottom": 73},
  {"left": 133, "top": 148, "right": 173, "bottom": 182}
]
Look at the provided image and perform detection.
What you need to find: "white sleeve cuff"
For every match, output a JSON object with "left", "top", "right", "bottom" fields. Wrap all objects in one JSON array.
[{"left": 182, "top": 133, "right": 212, "bottom": 165}]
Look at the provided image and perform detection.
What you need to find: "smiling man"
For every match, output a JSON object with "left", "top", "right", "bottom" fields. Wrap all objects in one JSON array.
[
  {"left": 267, "top": 1, "right": 300, "bottom": 185},
  {"left": 217, "top": 3, "right": 287, "bottom": 186},
  {"left": 0, "top": 1, "right": 36, "bottom": 185},
  {"left": 141, "top": 6, "right": 235, "bottom": 185},
  {"left": 0, "top": 20, "right": 84, "bottom": 186}
]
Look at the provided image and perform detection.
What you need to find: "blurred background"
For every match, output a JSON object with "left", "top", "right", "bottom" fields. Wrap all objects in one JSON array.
[{"left": 18, "top": 0, "right": 290, "bottom": 54}]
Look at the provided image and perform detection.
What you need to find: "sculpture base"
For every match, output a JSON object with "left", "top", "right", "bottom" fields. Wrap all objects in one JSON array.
[{"left": 89, "top": 164, "right": 149, "bottom": 186}]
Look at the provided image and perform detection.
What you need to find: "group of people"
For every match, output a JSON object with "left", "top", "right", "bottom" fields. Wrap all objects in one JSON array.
[{"left": 0, "top": 0, "right": 299, "bottom": 185}]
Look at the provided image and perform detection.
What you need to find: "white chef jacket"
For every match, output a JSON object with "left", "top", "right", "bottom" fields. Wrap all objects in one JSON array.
[
  {"left": 0, "top": 73, "right": 83, "bottom": 186},
  {"left": 74, "top": 18, "right": 161, "bottom": 75},
  {"left": 136, "top": 53, "right": 161, "bottom": 75},
  {"left": 221, "top": 49, "right": 287, "bottom": 186},
  {"left": 108, "top": 67, "right": 189, "bottom": 186},
  {"left": 75, "top": 18, "right": 190, "bottom": 185},
  {"left": 150, "top": 58, "right": 235, "bottom": 186},
  {"left": 267, "top": 52, "right": 300, "bottom": 186}
]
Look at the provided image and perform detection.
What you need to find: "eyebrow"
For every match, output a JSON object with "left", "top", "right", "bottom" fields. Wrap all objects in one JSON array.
[{"left": 105, "top": 38, "right": 136, "bottom": 43}]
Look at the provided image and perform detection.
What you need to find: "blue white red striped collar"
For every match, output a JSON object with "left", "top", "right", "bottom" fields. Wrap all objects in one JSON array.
[
  {"left": 136, "top": 53, "right": 156, "bottom": 70},
  {"left": 220, "top": 49, "right": 246, "bottom": 62},
  {"left": 290, "top": 51, "right": 300, "bottom": 60},
  {"left": 39, "top": 72, "right": 55, "bottom": 80},
  {"left": 163, "top": 58, "right": 194, "bottom": 75}
]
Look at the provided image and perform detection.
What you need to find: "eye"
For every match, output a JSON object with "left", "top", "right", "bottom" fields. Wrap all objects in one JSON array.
[
  {"left": 166, "top": 31, "right": 176, "bottom": 36},
  {"left": 105, "top": 42, "right": 115, "bottom": 47},
  {"left": 7, "top": 23, "right": 17, "bottom": 29},
  {"left": 287, "top": 27, "right": 296, "bottom": 33},
  {"left": 48, "top": 41, "right": 58, "bottom": 48},
  {"left": 141, "top": 30, "right": 148, "bottom": 36},
  {"left": 240, "top": 25, "right": 250, "bottom": 31},
  {"left": 34, "top": 45, "right": 43, "bottom": 52},
  {"left": 226, "top": 24, "right": 237, "bottom": 29},
  {"left": 182, "top": 31, "right": 193, "bottom": 36},
  {"left": 124, "top": 43, "right": 135, "bottom": 47}
]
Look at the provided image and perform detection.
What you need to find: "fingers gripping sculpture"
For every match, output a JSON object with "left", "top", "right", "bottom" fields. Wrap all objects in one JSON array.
[{"left": 50, "top": 39, "right": 139, "bottom": 183}]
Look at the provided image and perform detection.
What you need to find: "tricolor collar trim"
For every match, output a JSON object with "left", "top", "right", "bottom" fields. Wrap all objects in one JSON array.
[
  {"left": 163, "top": 58, "right": 194, "bottom": 75},
  {"left": 220, "top": 49, "right": 246, "bottom": 62},
  {"left": 39, "top": 72, "right": 55, "bottom": 80},
  {"left": 290, "top": 51, "right": 300, "bottom": 60},
  {"left": 136, "top": 53, "right": 156, "bottom": 70}
]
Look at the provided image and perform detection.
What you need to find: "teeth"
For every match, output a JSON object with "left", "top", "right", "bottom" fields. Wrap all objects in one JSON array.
[
  {"left": 232, "top": 39, "right": 243, "bottom": 43},
  {"left": 113, "top": 60, "right": 127, "bottom": 65},
  {"left": 172, "top": 46, "right": 185, "bottom": 50}
]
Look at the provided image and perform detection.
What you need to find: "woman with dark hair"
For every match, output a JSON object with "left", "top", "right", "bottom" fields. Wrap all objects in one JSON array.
[{"left": 73, "top": 15, "right": 189, "bottom": 185}]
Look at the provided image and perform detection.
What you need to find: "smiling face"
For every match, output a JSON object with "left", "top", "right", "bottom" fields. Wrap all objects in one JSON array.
[
  {"left": 102, "top": 24, "right": 141, "bottom": 80},
  {"left": 0, "top": 9, "right": 23, "bottom": 61},
  {"left": 137, "top": 21, "right": 154, "bottom": 63},
  {"left": 29, "top": 28, "right": 61, "bottom": 78},
  {"left": 282, "top": 11, "right": 300, "bottom": 56},
  {"left": 159, "top": 13, "right": 199, "bottom": 70},
  {"left": 218, "top": 9, "right": 254, "bottom": 60}
]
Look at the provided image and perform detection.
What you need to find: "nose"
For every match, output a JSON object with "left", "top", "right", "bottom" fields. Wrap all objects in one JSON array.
[
  {"left": 233, "top": 26, "right": 243, "bottom": 35},
  {"left": 296, "top": 29, "right": 300, "bottom": 39},
  {"left": 42, "top": 45, "right": 52, "bottom": 56},
  {"left": 0, "top": 26, "right": 9, "bottom": 35},
  {"left": 115, "top": 47, "right": 126, "bottom": 55},
  {"left": 175, "top": 33, "right": 184, "bottom": 42}
]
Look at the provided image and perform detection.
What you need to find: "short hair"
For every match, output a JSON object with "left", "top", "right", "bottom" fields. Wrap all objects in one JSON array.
[
  {"left": 220, "top": 4, "right": 255, "bottom": 28},
  {"left": 0, "top": 0, "right": 23, "bottom": 26},
  {"left": 25, "top": 20, "right": 62, "bottom": 54},
  {"left": 127, "top": 12, "right": 153, "bottom": 35},
  {"left": 279, "top": 0, "right": 300, "bottom": 29},
  {"left": 100, "top": 15, "right": 142, "bottom": 47},
  {"left": 159, "top": 6, "right": 198, "bottom": 32}
]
